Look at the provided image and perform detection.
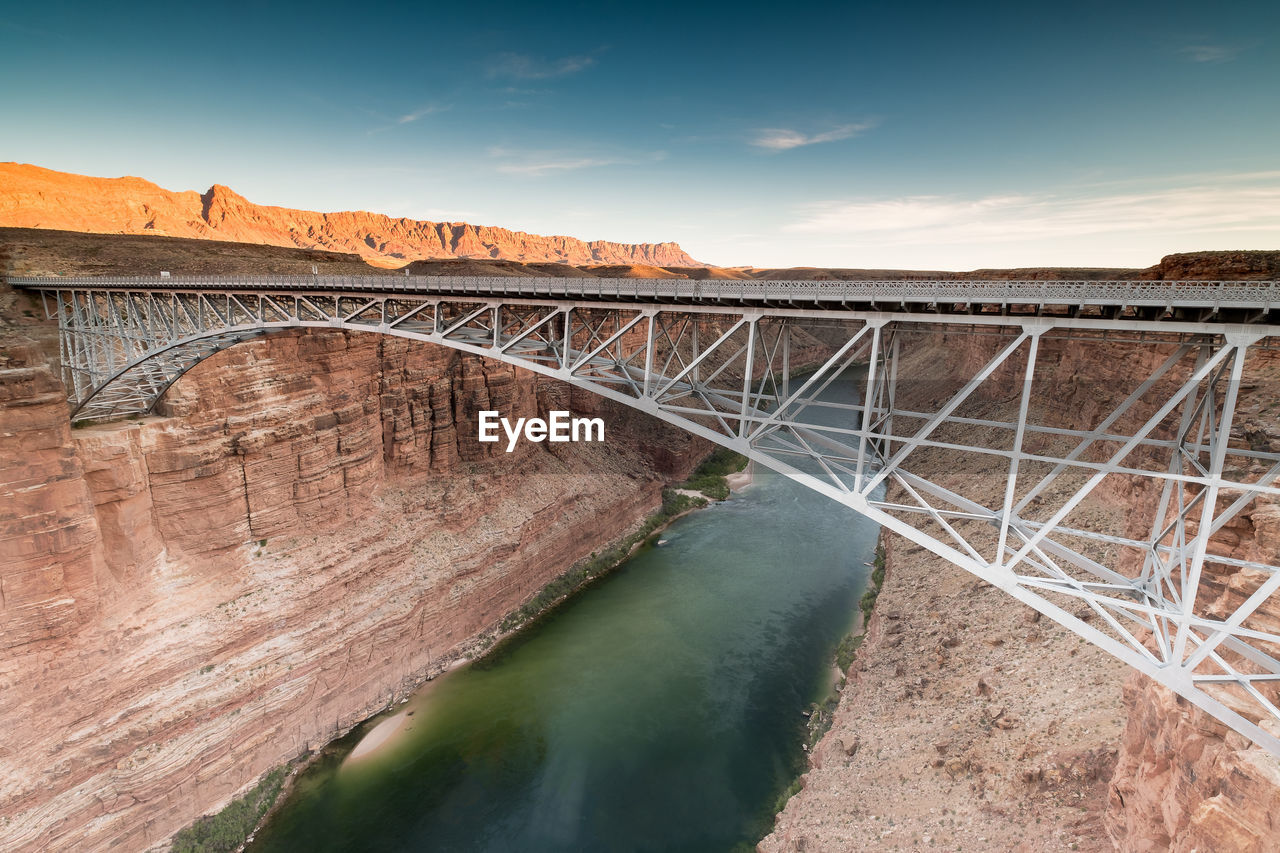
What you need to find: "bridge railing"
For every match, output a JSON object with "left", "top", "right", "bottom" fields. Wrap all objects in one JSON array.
[{"left": 9, "top": 275, "right": 1279, "bottom": 311}]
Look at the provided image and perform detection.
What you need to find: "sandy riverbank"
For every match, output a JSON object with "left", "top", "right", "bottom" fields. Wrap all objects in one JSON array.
[
  {"left": 346, "top": 713, "right": 410, "bottom": 763},
  {"left": 670, "top": 463, "right": 754, "bottom": 503},
  {"left": 342, "top": 675, "right": 447, "bottom": 766},
  {"left": 761, "top": 530, "right": 1125, "bottom": 852},
  {"left": 725, "top": 462, "right": 754, "bottom": 492}
]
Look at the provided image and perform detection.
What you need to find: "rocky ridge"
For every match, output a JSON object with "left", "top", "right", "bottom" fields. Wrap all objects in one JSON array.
[{"left": 0, "top": 163, "right": 701, "bottom": 267}]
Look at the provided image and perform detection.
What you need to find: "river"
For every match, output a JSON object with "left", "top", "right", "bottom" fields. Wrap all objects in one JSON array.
[{"left": 251, "top": 401, "right": 879, "bottom": 853}]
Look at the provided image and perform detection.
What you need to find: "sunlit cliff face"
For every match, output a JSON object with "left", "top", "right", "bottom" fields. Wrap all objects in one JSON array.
[
  {"left": 0, "top": 164, "right": 701, "bottom": 268},
  {"left": 0, "top": 321, "right": 710, "bottom": 853}
]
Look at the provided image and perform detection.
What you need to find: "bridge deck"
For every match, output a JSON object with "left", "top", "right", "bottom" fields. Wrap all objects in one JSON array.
[{"left": 11, "top": 275, "right": 1280, "bottom": 323}]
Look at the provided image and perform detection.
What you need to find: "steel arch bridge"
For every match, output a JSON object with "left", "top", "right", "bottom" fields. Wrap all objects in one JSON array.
[{"left": 16, "top": 274, "right": 1280, "bottom": 758}]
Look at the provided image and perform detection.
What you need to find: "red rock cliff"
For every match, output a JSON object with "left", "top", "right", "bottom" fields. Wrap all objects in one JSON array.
[
  {"left": 0, "top": 163, "right": 702, "bottom": 267},
  {"left": 0, "top": 323, "right": 707, "bottom": 851},
  {"left": 1104, "top": 365, "right": 1280, "bottom": 850}
]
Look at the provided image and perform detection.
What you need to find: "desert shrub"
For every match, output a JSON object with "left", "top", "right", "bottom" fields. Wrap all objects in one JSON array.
[
  {"left": 676, "top": 448, "right": 747, "bottom": 500},
  {"left": 170, "top": 765, "right": 288, "bottom": 853}
]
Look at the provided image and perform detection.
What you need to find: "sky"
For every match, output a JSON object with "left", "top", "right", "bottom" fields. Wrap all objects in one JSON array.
[{"left": 2, "top": 0, "right": 1278, "bottom": 269}]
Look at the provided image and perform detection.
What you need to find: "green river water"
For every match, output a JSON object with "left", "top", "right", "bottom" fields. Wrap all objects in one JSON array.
[{"left": 250, "top": 449, "right": 878, "bottom": 852}]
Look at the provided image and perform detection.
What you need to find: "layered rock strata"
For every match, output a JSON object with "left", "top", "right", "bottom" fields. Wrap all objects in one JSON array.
[
  {"left": 1107, "top": 674, "right": 1280, "bottom": 851},
  {"left": 0, "top": 326, "right": 706, "bottom": 851},
  {"left": 0, "top": 164, "right": 701, "bottom": 267}
]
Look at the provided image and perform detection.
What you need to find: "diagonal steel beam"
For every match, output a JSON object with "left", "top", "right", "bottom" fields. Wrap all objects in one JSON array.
[
  {"left": 1015, "top": 343, "right": 1196, "bottom": 515},
  {"left": 862, "top": 331, "right": 1031, "bottom": 496},
  {"left": 1006, "top": 343, "right": 1236, "bottom": 574},
  {"left": 1173, "top": 340, "right": 1250, "bottom": 663},
  {"left": 997, "top": 331, "right": 1042, "bottom": 567},
  {"left": 652, "top": 319, "right": 747, "bottom": 400}
]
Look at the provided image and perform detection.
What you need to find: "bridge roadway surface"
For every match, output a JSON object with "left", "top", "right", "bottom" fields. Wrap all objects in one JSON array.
[
  {"left": 15, "top": 275, "right": 1280, "bottom": 323},
  {"left": 14, "top": 274, "right": 1280, "bottom": 759}
]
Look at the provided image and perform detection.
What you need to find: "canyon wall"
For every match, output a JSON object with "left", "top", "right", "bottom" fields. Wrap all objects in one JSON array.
[
  {"left": 1107, "top": 675, "right": 1280, "bottom": 851},
  {"left": 0, "top": 320, "right": 707, "bottom": 851},
  {"left": 0, "top": 163, "right": 702, "bottom": 267},
  {"left": 1104, "top": 345, "right": 1280, "bottom": 852},
  {"left": 1108, "top": 251, "right": 1280, "bottom": 853}
]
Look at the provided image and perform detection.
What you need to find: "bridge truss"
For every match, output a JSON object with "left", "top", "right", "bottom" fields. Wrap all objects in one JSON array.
[{"left": 18, "top": 275, "right": 1280, "bottom": 757}]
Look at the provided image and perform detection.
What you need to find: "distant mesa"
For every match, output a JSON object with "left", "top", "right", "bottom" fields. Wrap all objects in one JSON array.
[{"left": 0, "top": 162, "right": 703, "bottom": 268}]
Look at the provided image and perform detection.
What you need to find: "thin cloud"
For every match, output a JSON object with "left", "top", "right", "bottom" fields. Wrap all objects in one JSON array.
[
  {"left": 782, "top": 176, "right": 1280, "bottom": 247},
  {"left": 497, "top": 86, "right": 554, "bottom": 96},
  {"left": 1178, "top": 43, "right": 1243, "bottom": 63},
  {"left": 397, "top": 104, "right": 446, "bottom": 125},
  {"left": 488, "top": 146, "right": 664, "bottom": 178},
  {"left": 487, "top": 52, "right": 597, "bottom": 80},
  {"left": 497, "top": 157, "right": 620, "bottom": 177},
  {"left": 750, "top": 121, "right": 878, "bottom": 151},
  {"left": 363, "top": 103, "right": 450, "bottom": 135},
  {"left": 0, "top": 17, "right": 65, "bottom": 39}
]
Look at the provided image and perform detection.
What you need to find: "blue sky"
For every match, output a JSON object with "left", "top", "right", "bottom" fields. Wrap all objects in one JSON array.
[{"left": 2, "top": 0, "right": 1278, "bottom": 268}]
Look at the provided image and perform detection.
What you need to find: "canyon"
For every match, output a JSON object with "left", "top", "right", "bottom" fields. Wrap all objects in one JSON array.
[
  {"left": 2, "top": 228, "right": 1279, "bottom": 851},
  {"left": 0, "top": 257, "right": 709, "bottom": 849}
]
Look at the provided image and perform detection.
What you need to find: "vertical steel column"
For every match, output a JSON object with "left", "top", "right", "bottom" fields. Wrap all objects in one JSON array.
[
  {"left": 82, "top": 291, "right": 109, "bottom": 389},
  {"left": 781, "top": 322, "right": 791, "bottom": 405},
  {"left": 561, "top": 309, "right": 572, "bottom": 371},
  {"left": 642, "top": 312, "right": 657, "bottom": 398},
  {"left": 1172, "top": 337, "right": 1252, "bottom": 664},
  {"left": 883, "top": 329, "right": 901, "bottom": 463},
  {"left": 738, "top": 318, "right": 757, "bottom": 438},
  {"left": 56, "top": 291, "right": 82, "bottom": 403},
  {"left": 854, "top": 322, "right": 883, "bottom": 492},
  {"left": 996, "top": 330, "right": 1042, "bottom": 567},
  {"left": 1141, "top": 343, "right": 1210, "bottom": 604},
  {"left": 691, "top": 319, "right": 700, "bottom": 386}
]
